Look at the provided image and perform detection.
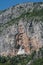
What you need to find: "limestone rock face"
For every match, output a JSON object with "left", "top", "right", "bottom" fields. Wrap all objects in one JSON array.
[
  {"left": 0, "top": 3, "right": 43, "bottom": 56},
  {"left": 16, "top": 20, "right": 30, "bottom": 54},
  {"left": 0, "top": 19, "right": 43, "bottom": 56},
  {"left": 0, "top": 3, "right": 33, "bottom": 24}
]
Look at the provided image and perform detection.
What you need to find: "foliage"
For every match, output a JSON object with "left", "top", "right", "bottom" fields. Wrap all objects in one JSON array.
[
  {"left": 0, "top": 47, "right": 43, "bottom": 65},
  {"left": 31, "top": 58, "right": 43, "bottom": 65}
]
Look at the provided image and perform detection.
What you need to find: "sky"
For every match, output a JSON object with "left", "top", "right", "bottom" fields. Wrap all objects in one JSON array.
[{"left": 0, "top": 0, "right": 43, "bottom": 10}]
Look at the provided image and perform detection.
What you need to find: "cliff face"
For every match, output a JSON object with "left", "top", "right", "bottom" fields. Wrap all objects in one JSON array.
[
  {"left": 0, "top": 3, "right": 33, "bottom": 24},
  {"left": 0, "top": 2, "right": 43, "bottom": 56}
]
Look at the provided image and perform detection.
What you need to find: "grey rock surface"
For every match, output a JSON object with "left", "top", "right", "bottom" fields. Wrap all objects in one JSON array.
[{"left": 0, "top": 2, "right": 43, "bottom": 56}]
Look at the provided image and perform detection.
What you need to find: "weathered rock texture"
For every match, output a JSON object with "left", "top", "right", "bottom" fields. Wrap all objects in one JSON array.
[{"left": 0, "top": 2, "right": 43, "bottom": 56}]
